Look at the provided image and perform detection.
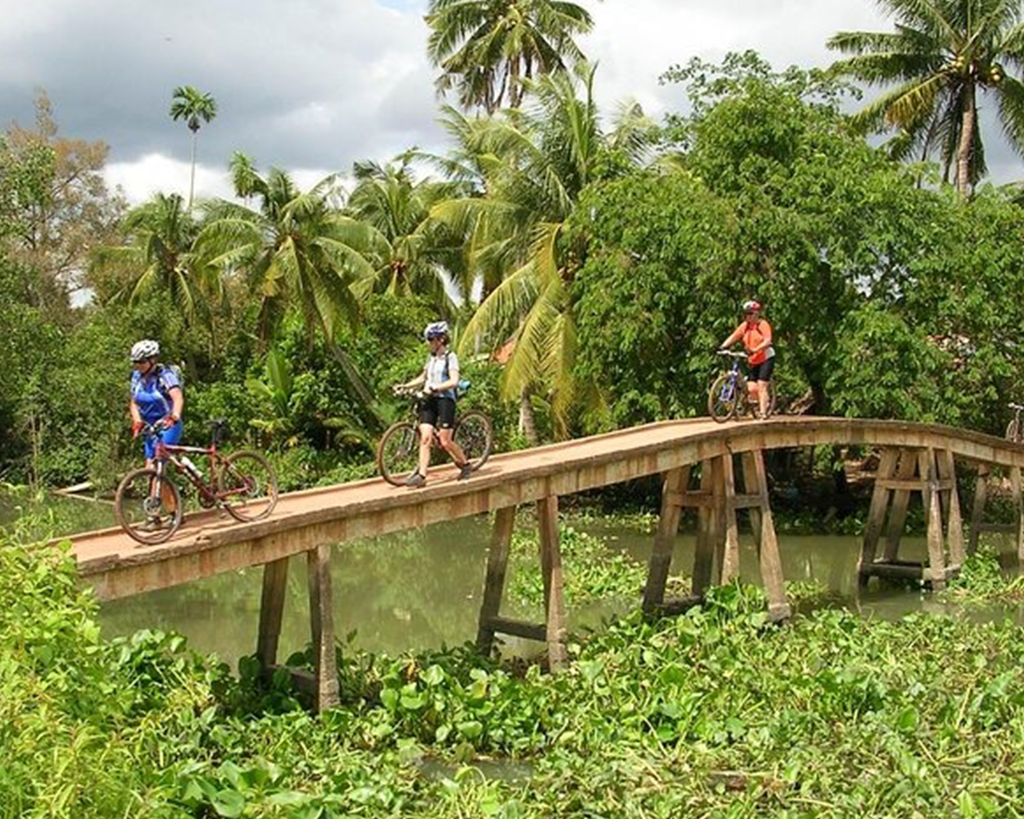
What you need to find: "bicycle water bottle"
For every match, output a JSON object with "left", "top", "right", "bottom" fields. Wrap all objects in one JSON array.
[{"left": 180, "top": 456, "right": 203, "bottom": 480}]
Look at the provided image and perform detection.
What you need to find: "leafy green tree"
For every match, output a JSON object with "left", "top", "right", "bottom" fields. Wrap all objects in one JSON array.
[
  {"left": 89, "top": 193, "right": 221, "bottom": 328},
  {"left": 434, "top": 63, "right": 651, "bottom": 438},
  {"left": 827, "top": 0, "right": 1024, "bottom": 195},
  {"left": 341, "top": 157, "right": 469, "bottom": 313},
  {"left": 425, "top": 0, "right": 594, "bottom": 113},
  {"left": 169, "top": 85, "right": 218, "bottom": 210},
  {"left": 197, "top": 153, "right": 375, "bottom": 409}
]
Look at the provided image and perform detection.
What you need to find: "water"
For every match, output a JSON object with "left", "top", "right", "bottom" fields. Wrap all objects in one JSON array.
[{"left": 4, "top": 491, "right": 1021, "bottom": 669}]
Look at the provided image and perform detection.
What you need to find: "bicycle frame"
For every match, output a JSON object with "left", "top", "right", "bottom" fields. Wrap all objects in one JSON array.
[
  {"left": 717, "top": 359, "right": 747, "bottom": 404},
  {"left": 147, "top": 429, "right": 246, "bottom": 506}
]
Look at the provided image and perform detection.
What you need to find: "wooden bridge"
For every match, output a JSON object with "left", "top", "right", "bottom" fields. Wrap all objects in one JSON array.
[{"left": 69, "top": 417, "right": 1024, "bottom": 710}]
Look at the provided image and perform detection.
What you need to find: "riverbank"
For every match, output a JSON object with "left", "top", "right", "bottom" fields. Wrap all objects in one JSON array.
[{"left": 6, "top": 530, "right": 1024, "bottom": 818}]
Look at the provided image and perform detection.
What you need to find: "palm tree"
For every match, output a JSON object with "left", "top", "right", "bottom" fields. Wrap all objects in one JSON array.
[
  {"left": 431, "top": 63, "right": 652, "bottom": 438},
  {"left": 827, "top": 0, "right": 1024, "bottom": 195},
  {"left": 340, "top": 157, "right": 470, "bottom": 312},
  {"left": 90, "top": 192, "right": 220, "bottom": 326},
  {"left": 169, "top": 86, "right": 218, "bottom": 210},
  {"left": 425, "top": 0, "right": 594, "bottom": 113},
  {"left": 196, "top": 153, "right": 376, "bottom": 408}
]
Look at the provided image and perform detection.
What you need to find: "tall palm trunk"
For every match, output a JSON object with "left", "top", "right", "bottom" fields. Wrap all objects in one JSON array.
[
  {"left": 188, "top": 129, "right": 198, "bottom": 211},
  {"left": 956, "top": 83, "right": 976, "bottom": 197},
  {"left": 519, "top": 385, "right": 539, "bottom": 446}
]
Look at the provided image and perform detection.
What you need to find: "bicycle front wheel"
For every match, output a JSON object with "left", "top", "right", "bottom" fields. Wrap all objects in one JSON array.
[
  {"left": 115, "top": 466, "right": 183, "bottom": 545},
  {"left": 220, "top": 451, "right": 279, "bottom": 522},
  {"left": 708, "top": 373, "right": 739, "bottom": 422},
  {"left": 377, "top": 422, "right": 421, "bottom": 486},
  {"left": 1008, "top": 418, "right": 1021, "bottom": 443},
  {"left": 454, "top": 411, "right": 493, "bottom": 471}
]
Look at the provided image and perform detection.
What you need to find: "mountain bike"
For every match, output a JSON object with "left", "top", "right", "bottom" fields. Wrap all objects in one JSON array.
[
  {"left": 1007, "top": 402, "right": 1024, "bottom": 443},
  {"left": 114, "top": 419, "right": 279, "bottom": 545},
  {"left": 707, "top": 350, "right": 776, "bottom": 423},
  {"left": 377, "top": 387, "right": 493, "bottom": 486}
]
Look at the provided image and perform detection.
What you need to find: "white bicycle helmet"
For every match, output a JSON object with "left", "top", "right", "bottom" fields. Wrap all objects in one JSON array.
[
  {"left": 424, "top": 321, "right": 449, "bottom": 341},
  {"left": 742, "top": 299, "right": 762, "bottom": 314},
  {"left": 130, "top": 339, "right": 160, "bottom": 362}
]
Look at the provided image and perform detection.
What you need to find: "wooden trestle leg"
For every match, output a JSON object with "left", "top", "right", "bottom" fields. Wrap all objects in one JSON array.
[
  {"left": 968, "top": 464, "right": 1024, "bottom": 565},
  {"left": 858, "top": 447, "right": 963, "bottom": 590},
  {"left": 641, "top": 450, "right": 789, "bottom": 621},
  {"left": 473, "top": 499, "right": 569, "bottom": 672},
  {"left": 307, "top": 545, "right": 340, "bottom": 711},
  {"left": 257, "top": 556, "right": 289, "bottom": 671}
]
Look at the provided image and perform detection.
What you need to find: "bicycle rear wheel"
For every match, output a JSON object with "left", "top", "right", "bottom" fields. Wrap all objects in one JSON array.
[
  {"left": 220, "top": 450, "right": 279, "bottom": 522},
  {"left": 708, "top": 373, "right": 739, "bottom": 422},
  {"left": 454, "top": 411, "right": 493, "bottom": 471},
  {"left": 115, "top": 466, "right": 183, "bottom": 545},
  {"left": 377, "top": 422, "right": 421, "bottom": 486}
]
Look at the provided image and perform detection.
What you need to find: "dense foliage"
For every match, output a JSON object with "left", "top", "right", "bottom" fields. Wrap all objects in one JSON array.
[{"left": 9, "top": 533, "right": 1024, "bottom": 818}]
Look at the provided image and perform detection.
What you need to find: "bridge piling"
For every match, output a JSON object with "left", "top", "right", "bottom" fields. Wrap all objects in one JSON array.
[
  {"left": 307, "top": 544, "right": 340, "bottom": 711},
  {"left": 642, "top": 450, "right": 788, "bottom": 620},
  {"left": 969, "top": 464, "right": 1024, "bottom": 563},
  {"left": 256, "top": 556, "right": 289, "bottom": 670},
  {"left": 859, "top": 447, "right": 963, "bottom": 590}
]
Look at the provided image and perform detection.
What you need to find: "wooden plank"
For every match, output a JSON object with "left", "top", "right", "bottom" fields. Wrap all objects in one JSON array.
[
  {"left": 642, "top": 467, "right": 688, "bottom": 613},
  {"left": 741, "top": 452, "right": 762, "bottom": 547},
  {"left": 721, "top": 454, "right": 741, "bottom": 583},
  {"left": 920, "top": 449, "right": 948, "bottom": 591},
  {"left": 485, "top": 616, "right": 547, "bottom": 642},
  {"left": 938, "top": 450, "right": 966, "bottom": 568},
  {"left": 256, "top": 556, "right": 289, "bottom": 671},
  {"left": 876, "top": 478, "right": 952, "bottom": 491},
  {"left": 728, "top": 494, "right": 764, "bottom": 510},
  {"left": 306, "top": 545, "right": 340, "bottom": 712},
  {"left": 883, "top": 449, "right": 919, "bottom": 562},
  {"left": 749, "top": 450, "right": 790, "bottom": 621},
  {"left": 537, "top": 495, "right": 568, "bottom": 671},
  {"left": 859, "top": 448, "right": 898, "bottom": 584},
  {"left": 476, "top": 506, "right": 517, "bottom": 654},
  {"left": 968, "top": 464, "right": 990, "bottom": 555}
]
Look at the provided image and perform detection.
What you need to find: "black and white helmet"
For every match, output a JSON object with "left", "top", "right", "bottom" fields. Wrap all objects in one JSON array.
[
  {"left": 423, "top": 321, "right": 449, "bottom": 341},
  {"left": 130, "top": 339, "right": 160, "bottom": 362}
]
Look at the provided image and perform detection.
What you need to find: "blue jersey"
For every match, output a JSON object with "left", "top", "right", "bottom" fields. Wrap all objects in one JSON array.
[{"left": 131, "top": 365, "right": 181, "bottom": 424}]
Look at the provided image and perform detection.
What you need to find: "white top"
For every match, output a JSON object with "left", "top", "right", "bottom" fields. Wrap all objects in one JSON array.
[{"left": 424, "top": 350, "right": 459, "bottom": 398}]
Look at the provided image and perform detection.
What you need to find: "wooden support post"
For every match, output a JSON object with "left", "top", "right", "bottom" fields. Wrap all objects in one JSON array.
[
  {"left": 256, "top": 556, "right": 289, "bottom": 672},
  {"left": 692, "top": 460, "right": 718, "bottom": 597},
  {"left": 537, "top": 495, "right": 567, "bottom": 671},
  {"left": 1012, "top": 468, "right": 1024, "bottom": 565},
  {"left": 968, "top": 464, "right": 989, "bottom": 556},
  {"left": 938, "top": 450, "right": 965, "bottom": 569},
  {"left": 476, "top": 506, "right": 517, "bottom": 654},
  {"left": 858, "top": 449, "right": 898, "bottom": 585},
  {"left": 883, "top": 450, "right": 917, "bottom": 561},
  {"left": 741, "top": 452, "right": 763, "bottom": 548},
  {"left": 306, "top": 545, "right": 339, "bottom": 712},
  {"left": 721, "top": 455, "right": 741, "bottom": 584},
  {"left": 642, "top": 468, "right": 688, "bottom": 613},
  {"left": 919, "top": 449, "right": 948, "bottom": 591},
  {"left": 748, "top": 449, "right": 790, "bottom": 621}
]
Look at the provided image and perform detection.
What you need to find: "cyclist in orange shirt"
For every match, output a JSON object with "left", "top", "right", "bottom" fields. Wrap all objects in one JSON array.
[{"left": 719, "top": 299, "right": 775, "bottom": 419}]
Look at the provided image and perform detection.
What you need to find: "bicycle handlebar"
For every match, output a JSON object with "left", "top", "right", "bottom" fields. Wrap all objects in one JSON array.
[
  {"left": 716, "top": 350, "right": 748, "bottom": 359},
  {"left": 1010, "top": 403, "right": 1024, "bottom": 411}
]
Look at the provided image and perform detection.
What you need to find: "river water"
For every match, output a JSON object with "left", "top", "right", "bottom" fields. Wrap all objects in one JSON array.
[{"left": 4, "top": 491, "right": 1020, "bottom": 669}]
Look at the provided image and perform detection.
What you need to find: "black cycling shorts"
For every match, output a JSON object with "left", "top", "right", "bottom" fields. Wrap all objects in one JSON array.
[
  {"left": 419, "top": 396, "right": 456, "bottom": 429},
  {"left": 749, "top": 357, "right": 775, "bottom": 382}
]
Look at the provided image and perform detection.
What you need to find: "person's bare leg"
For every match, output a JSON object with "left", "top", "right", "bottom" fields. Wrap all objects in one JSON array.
[
  {"left": 438, "top": 428, "right": 467, "bottom": 465},
  {"left": 758, "top": 381, "right": 770, "bottom": 418},
  {"left": 418, "top": 424, "right": 434, "bottom": 477},
  {"left": 747, "top": 381, "right": 759, "bottom": 415}
]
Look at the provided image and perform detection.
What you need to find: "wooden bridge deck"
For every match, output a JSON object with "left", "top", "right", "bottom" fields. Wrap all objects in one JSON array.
[{"left": 71, "top": 416, "right": 1024, "bottom": 601}]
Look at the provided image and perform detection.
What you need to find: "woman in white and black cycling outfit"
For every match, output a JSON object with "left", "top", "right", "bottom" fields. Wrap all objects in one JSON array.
[{"left": 393, "top": 321, "right": 471, "bottom": 487}]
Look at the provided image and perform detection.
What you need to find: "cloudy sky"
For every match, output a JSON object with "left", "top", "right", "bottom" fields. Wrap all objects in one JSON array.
[{"left": 0, "top": 0, "right": 1019, "bottom": 204}]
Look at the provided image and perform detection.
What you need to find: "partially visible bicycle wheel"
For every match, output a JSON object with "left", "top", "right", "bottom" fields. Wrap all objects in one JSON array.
[
  {"left": 708, "top": 373, "right": 739, "bottom": 422},
  {"left": 115, "top": 466, "right": 183, "bottom": 545},
  {"left": 220, "top": 450, "right": 279, "bottom": 522},
  {"left": 454, "top": 411, "right": 493, "bottom": 471},
  {"left": 377, "top": 422, "right": 421, "bottom": 486}
]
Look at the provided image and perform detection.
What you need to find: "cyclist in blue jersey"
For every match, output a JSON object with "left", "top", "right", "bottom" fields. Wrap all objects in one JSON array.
[
  {"left": 393, "top": 321, "right": 471, "bottom": 487},
  {"left": 128, "top": 339, "right": 184, "bottom": 466}
]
